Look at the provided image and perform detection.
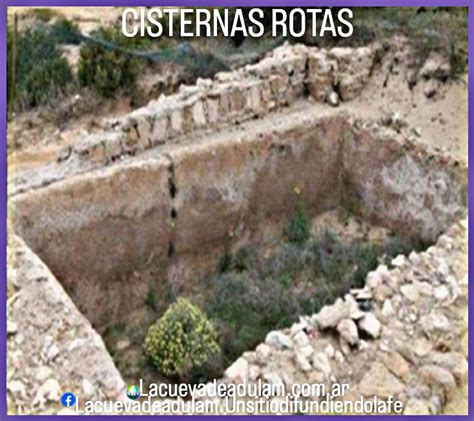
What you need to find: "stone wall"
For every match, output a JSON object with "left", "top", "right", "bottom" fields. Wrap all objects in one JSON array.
[
  {"left": 7, "top": 235, "right": 125, "bottom": 415},
  {"left": 48, "top": 44, "right": 377, "bottom": 173}
]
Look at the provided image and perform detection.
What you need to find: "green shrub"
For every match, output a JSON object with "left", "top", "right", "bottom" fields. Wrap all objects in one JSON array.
[
  {"left": 78, "top": 27, "right": 141, "bottom": 97},
  {"left": 7, "top": 23, "right": 73, "bottom": 109},
  {"left": 286, "top": 203, "right": 311, "bottom": 245},
  {"left": 233, "top": 247, "right": 251, "bottom": 272},
  {"left": 218, "top": 247, "right": 233, "bottom": 273},
  {"left": 206, "top": 273, "right": 301, "bottom": 362},
  {"left": 144, "top": 298, "right": 220, "bottom": 379}
]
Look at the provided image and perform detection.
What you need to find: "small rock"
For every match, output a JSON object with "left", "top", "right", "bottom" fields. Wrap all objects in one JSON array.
[
  {"left": 312, "top": 352, "right": 332, "bottom": 378},
  {"left": 7, "top": 321, "right": 17, "bottom": 335},
  {"left": 400, "top": 284, "right": 419, "bottom": 303},
  {"left": 8, "top": 380, "right": 26, "bottom": 399},
  {"left": 359, "top": 340, "right": 369, "bottom": 350},
  {"left": 404, "top": 399, "right": 431, "bottom": 415},
  {"left": 293, "top": 331, "right": 310, "bottom": 347},
  {"left": 434, "top": 285, "right": 449, "bottom": 301},
  {"left": 420, "top": 312, "right": 451, "bottom": 337},
  {"left": 412, "top": 337, "right": 433, "bottom": 357},
  {"left": 391, "top": 255, "right": 406, "bottom": 267},
  {"left": 382, "top": 351, "right": 410, "bottom": 381},
  {"left": 337, "top": 319, "right": 359, "bottom": 346},
  {"left": 359, "top": 362, "right": 404, "bottom": 398},
  {"left": 412, "top": 127, "right": 422, "bottom": 137},
  {"left": 316, "top": 300, "right": 347, "bottom": 329},
  {"left": 290, "top": 318, "right": 308, "bottom": 336},
  {"left": 295, "top": 352, "right": 312, "bottom": 372},
  {"left": 419, "top": 53, "right": 451, "bottom": 79},
  {"left": 265, "top": 331, "right": 293, "bottom": 350},
  {"left": 358, "top": 313, "right": 381, "bottom": 338},
  {"left": 116, "top": 340, "right": 130, "bottom": 351},
  {"left": 249, "top": 365, "right": 261, "bottom": 381},
  {"left": 339, "top": 336, "right": 351, "bottom": 356},
  {"left": 224, "top": 357, "right": 249, "bottom": 382},
  {"left": 418, "top": 365, "right": 456, "bottom": 401},
  {"left": 35, "top": 366, "right": 53, "bottom": 382},
  {"left": 382, "top": 299, "right": 394, "bottom": 317},
  {"left": 299, "top": 344, "right": 314, "bottom": 358},
  {"left": 82, "top": 379, "right": 96, "bottom": 398},
  {"left": 34, "top": 378, "right": 61, "bottom": 405},
  {"left": 325, "top": 344, "right": 335, "bottom": 359},
  {"left": 426, "top": 352, "right": 468, "bottom": 384},
  {"left": 334, "top": 350, "right": 345, "bottom": 364},
  {"left": 326, "top": 90, "right": 339, "bottom": 107},
  {"left": 256, "top": 344, "right": 271, "bottom": 360},
  {"left": 263, "top": 372, "right": 284, "bottom": 386}
]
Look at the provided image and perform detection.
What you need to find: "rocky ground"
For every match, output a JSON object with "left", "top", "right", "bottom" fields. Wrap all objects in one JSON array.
[
  {"left": 218, "top": 218, "right": 468, "bottom": 415},
  {"left": 7, "top": 235, "right": 125, "bottom": 415}
]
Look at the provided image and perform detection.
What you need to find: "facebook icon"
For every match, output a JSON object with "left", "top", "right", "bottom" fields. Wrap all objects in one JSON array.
[{"left": 61, "top": 392, "right": 76, "bottom": 407}]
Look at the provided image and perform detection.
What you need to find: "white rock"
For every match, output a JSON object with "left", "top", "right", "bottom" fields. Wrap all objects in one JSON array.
[
  {"left": 326, "top": 90, "right": 339, "bottom": 107},
  {"left": 391, "top": 255, "right": 406, "bottom": 267},
  {"left": 325, "top": 344, "right": 335, "bottom": 359},
  {"left": 265, "top": 331, "right": 293, "bottom": 350},
  {"left": 337, "top": 319, "right": 359, "bottom": 345},
  {"left": 249, "top": 365, "right": 261, "bottom": 381},
  {"left": 295, "top": 352, "right": 312, "bottom": 372},
  {"left": 263, "top": 372, "right": 284, "bottom": 386},
  {"left": 8, "top": 380, "right": 26, "bottom": 398},
  {"left": 224, "top": 357, "right": 249, "bottom": 382},
  {"left": 299, "top": 344, "right": 314, "bottom": 358},
  {"left": 293, "top": 331, "right": 310, "bottom": 347},
  {"left": 34, "top": 378, "right": 61, "bottom": 405},
  {"left": 290, "top": 318, "right": 308, "bottom": 335},
  {"left": 35, "top": 366, "right": 53, "bottom": 382},
  {"left": 382, "top": 299, "right": 394, "bottom": 317},
  {"left": 434, "top": 285, "right": 449, "bottom": 301},
  {"left": 334, "top": 350, "right": 345, "bottom": 364},
  {"left": 400, "top": 284, "right": 419, "bottom": 303},
  {"left": 420, "top": 312, "right": 451, "bottom": 337},
  {"left": 7, "top": 321, "right": 18, "bottom": 335},
  {"left": 359, "top": 340, "right": 369, "bottom": 350},
  {"left": 82, "top": 379, "right": 96, "bottom": 397},
  {"left": 47, "top": 344, "right": 59, "bottom": 361},
  {"left": 256, "top": 344, "right": 272, "bottom": 360},
  {"left": 358, "top": 313, "right": 381, "bottom": 338},
  {"left": 312, "top": 352, "right": 332, "bottom": 378}
]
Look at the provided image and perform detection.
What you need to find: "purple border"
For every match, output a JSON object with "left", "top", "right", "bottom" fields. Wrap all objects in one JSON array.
[{"left": 0, "top": 2, "right": 471, "bottom": 420}]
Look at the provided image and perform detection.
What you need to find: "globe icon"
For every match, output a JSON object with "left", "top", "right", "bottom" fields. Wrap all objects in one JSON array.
[{"left": 126, "top": 385, "right": 141, "bottom": 400}]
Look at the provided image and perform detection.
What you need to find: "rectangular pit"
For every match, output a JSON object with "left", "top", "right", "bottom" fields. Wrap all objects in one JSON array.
[{"left": 9, "top": 103, "right": 467, "bottom": 385}]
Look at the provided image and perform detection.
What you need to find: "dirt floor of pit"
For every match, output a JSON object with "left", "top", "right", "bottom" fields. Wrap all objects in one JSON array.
[{"left": 102, "top": 209, "right": 418, "bottom": 386}]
